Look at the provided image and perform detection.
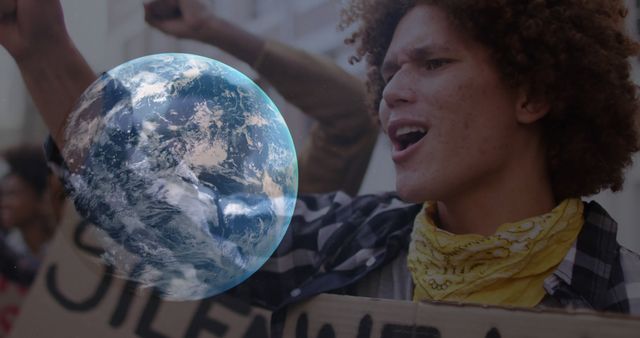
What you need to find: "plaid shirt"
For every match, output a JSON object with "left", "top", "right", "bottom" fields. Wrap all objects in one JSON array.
[{"left": 233, "top": 191, "right": 640, "bottom": 316}]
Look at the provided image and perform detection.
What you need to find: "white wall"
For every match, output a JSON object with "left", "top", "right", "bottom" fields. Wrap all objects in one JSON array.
[{"left": 0, "top": 51, "right": 26, "bottom": 141}]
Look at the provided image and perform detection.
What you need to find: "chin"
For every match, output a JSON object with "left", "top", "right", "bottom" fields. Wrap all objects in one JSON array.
[
  {"left": 395, "top": 177, "right": 431, "bottom": 203},
  {"left": 395, "top": 167, "right": 457, "bottom": 203}
]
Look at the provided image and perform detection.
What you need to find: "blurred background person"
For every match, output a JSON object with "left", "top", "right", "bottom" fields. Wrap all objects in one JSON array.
[
  {"left": 0, "top": 144, "right": 64, "bottom": 338},
  {"left": 0, "top": 144, "right": 58, "bottom": 275}
]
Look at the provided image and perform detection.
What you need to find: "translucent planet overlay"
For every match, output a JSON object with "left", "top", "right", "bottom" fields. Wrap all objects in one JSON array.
[{"left": 61, "top": 53, "right": 298, "bottom": 301}]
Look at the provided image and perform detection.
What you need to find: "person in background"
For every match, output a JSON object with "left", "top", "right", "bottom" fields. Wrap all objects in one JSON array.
[
  {"left": 143, "top": 0, "right": 378, "bottom": 196},
  {"left": 0, "top": 145, "right": 56, "bottom": 265},
  {"left": 0, "top": 144, "right": 64, "bottom": 338},
  {"left": 0, "top": 144, "right": 59, "bottom": 286}
]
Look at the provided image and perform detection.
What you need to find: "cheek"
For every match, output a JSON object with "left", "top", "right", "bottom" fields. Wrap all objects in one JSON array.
[
  {"left": 4, "top": 193, "right": 40, "bottom": 210},
  {"left": 432, "top": 81, "right": 515, "bottom": 154},
  {"left": 429, "top": 83, "right": 479, "bottom": 137},
  {"left": 1, "top": 195, "right": 19, "bottom": 208}
]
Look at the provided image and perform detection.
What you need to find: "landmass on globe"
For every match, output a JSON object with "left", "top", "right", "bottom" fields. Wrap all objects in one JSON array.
[{"left": 59, "top": 53, "right": 298, "bottom": 301}]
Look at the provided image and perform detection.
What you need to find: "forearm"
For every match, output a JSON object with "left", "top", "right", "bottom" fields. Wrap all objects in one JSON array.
[
  {"left": 190, "top": 18, "right": 379, "bottom": 194},
  {"left": 252, "top": 40, "right": 375, "bottom": 138},
  {"left": 194, "top": 20, "right": 373, "bottom": 134},
  {"left": 298, "top": 122, "right": 378, "bottom": 195},
  {"left": 16, "top": 40, "right": 97, "bottom": 148},
  {"left": 195, "top": 18, "right": 265, "bottom": 68}
]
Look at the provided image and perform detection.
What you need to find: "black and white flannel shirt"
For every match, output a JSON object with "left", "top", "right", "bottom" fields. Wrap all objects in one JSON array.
[{"left": 232, "top": 191, "right": 640, "bottom": 315}]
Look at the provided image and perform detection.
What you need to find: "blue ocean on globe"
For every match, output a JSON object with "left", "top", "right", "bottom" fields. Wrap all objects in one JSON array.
[{"left": 61, "top": 53, "right": 298, "bottom": 301}]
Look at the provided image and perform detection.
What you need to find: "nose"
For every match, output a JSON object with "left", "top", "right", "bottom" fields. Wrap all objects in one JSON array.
[{"left": 381, "top": 68, "right": 417, "bottom": 109}]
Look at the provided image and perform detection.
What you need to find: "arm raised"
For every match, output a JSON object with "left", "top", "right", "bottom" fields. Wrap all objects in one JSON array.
[
  {"left": 145, "top": 0, "right": 378, "bottom": 195},
  {"left": 0, "top": 0, "right": 97, "bottom": 148}
]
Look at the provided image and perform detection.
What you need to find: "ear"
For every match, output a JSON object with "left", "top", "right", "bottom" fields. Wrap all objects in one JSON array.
[{"left": 515, "top": 89, "right": 549, "bottom": 124}]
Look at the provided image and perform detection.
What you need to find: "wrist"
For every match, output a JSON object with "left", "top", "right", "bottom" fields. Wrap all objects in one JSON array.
[
  {"left": 14, "top": 35, "right": 76, "bottom": 68},
  {"left": 197, "top": 18, "right": 266, "bottom": 66},
  {"left": 188, "top": 16, "right": 223, "bottom": 43}
]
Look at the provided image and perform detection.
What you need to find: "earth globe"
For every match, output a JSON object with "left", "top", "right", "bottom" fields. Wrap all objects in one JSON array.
[{"left": 61, "top": 53, "right": 298, "bottom": 301}]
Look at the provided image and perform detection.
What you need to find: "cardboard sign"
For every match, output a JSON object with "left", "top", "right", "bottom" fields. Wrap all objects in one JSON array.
[
  {"left": 0, "top": 276, "right": 28, "bottom": 338},
  {"left": 282, "top": 294, "right": 640, "bottom": 338},
  {"left": 10, "top": 202, "right": 640, "bottom": 338},
  {"left": 9, "top": 204, "right": 271, "bottom": 338}
]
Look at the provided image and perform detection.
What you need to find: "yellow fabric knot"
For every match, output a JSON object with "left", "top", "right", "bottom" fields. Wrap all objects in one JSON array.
[{"left": 408, "top": 199, "right": 584, "bottom": 307}]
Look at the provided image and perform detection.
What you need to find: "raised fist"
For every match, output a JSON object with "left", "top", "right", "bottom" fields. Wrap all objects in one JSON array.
[
  {"left": 0, "top": 0, "right": 69, "bottom": 63},
  {"left": 144, "top": 0, "right": 218, "bottom": 40}
]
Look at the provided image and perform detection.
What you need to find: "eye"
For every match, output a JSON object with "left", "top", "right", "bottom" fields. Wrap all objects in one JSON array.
[{"left": 424, "top": 59, "right": 452, "bottom": 70}]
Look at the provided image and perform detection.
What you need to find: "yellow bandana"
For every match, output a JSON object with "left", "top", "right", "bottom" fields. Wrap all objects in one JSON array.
[{"left": 408, "top": 199, "right": 584, "bottom": 307}]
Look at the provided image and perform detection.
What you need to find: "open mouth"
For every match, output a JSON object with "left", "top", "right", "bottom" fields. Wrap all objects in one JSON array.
[{"left": 392, "top": 126, "right": 428, "bottom": 151}]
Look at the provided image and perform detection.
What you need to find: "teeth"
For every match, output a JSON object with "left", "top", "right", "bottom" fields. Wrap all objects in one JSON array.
[{"left": 395, "top": 126, "right": 426, "bottom": 137}]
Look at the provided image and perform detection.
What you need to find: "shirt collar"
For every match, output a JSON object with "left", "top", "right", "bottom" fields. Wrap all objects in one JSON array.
[{"left": 548, "top": 201, "right": 621, "bottom": 307}]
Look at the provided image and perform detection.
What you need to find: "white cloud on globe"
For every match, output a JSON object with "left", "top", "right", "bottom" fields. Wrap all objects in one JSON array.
[{"left": 61, "top": 53, "right": 298, "bottom": 301}]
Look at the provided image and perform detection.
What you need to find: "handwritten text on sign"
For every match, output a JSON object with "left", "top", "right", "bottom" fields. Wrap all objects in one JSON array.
[
  {"left": 11, "top": 218, "right": 271, "bottom": 338},
  {"left": 282, "top": 294, "right": 640, "bottom": 338}
]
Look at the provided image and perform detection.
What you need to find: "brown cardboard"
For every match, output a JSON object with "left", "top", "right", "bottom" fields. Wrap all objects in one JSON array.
[
  {"left": 10, "top": 202, "right": 640, "bottom": 338},
  {"left": 9, "top": 203, "right": 271, "bottom": 338},
  {"left": 282, "top": 294, "right": 640, "bottom": 338}
]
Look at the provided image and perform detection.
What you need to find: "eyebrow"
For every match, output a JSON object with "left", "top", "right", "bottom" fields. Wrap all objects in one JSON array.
[{"left": 381, "top": 44, "right": 453, "bottom": 79}]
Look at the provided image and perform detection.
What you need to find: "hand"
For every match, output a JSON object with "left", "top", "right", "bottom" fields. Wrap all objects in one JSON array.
[
  {"left": 0, "top": 0, "right": 70, "bottom": 63},
  {"left": 144, "top": 0, "right": 218, "bottom": 40},
  {"left": 144, "top": 0, "right": 264, "bottom": 66}
]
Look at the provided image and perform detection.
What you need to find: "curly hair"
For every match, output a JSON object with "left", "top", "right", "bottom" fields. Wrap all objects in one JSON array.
[{"left": 341, "top": 0, "right": 640, "bottom": 200}]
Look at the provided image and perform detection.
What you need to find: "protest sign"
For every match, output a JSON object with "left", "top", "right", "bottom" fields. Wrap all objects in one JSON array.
[
  {"left": 10, "top": 204, "right": 271, "bottom": 338},
  {"left": 282, "top": 294, "right": 640, "bottom": 338},
  {"left": 10, "top": 203, "right": 640, "bottom": 338}
]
